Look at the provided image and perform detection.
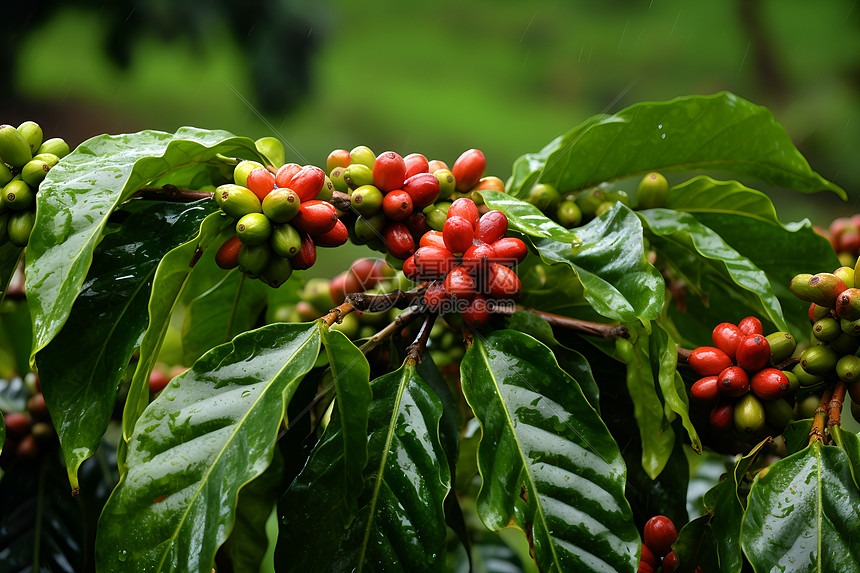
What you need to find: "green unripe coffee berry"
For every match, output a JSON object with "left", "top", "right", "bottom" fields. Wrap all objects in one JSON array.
[
  {"left": 261, "top": 256, "right": 293, "bottom": 288},
  {"left": 255, "top": 137, "right": 285, "bottom": 168},
  {"left": 22, "top": 159, "right": 51, "bottom": 188},
  {"left": 236, "top": 212, "right": 273, "bottom": 246},
  {"left": 270, "top": 223, "right": 302, "bottom": 258},
  {"left": 302, "top": 278, "right": 336, "bottom": 313},
  {"left": 783, "top": 370, "right": 800, "bottom": 394},
  {"left": 316, "top": 176, "right": 335, "bottom": 202},
  {"left": 834, "top": 266, "right": 856, "bottom": 289},
  {"left": 792, "top": 363, "right": 823, "bottom": 388},
  {"left": 795, "top": 393, "right": 822, "bottom": 419},
  {"left": 0, "top": 211, "right": 9, "bottom": 244},
  {"left": 836, "top": 354, "right": 860, "bottom": 383},
  {"left": 527, "top": 183, "right": 561, "bottom": 213},
  {"left": 637, "top": 172, "right": 669, "bottom": 209},
  {"left": 237, "top": 243, "right": 272, "bottom": 278},
  {"left": 220, "top": 185, "right": 263, "bottom": 219},
  {"left": 830, "top": 332, "right": 860, "bottom": 355},
  {"left": 7, "top": 210, "right": 35, "bottom": 247},
  {"left": 37, "top": 137, "right": 70, "bottom": 158},
  {"left": 424, "top": 205, "right": 448, "bottom": 231},
  {"left": 841, "top": 318, "right": 860, "bottom": 337},
  {"left": 350, "top": 185, "right": 383, "bottom": 217},
  {"left": 734, "top": 393, "right": 766, "bottom": 435},
  {"left": 329, "top": 167, "right": 349, "bottom": 192},
  {"left": 434, "top": 169, "right": 456, "bottom": 200},
  {"left": 33, "top": 153, "right": 59, "bottom": 167},
  {"left": 763, "top": 398, "right": 794, "bottom": 432},
  {"left": 594, "top": 201, "right": 616, "bottom": 217},
  {"left": 812, "top": 317, "right": 842, "bottom": 342},
  {"left": 574, "top": 188, "right": 602, "bottom": 218},
  {"left": 0, "top": 162, "right": 13, "bottom": 187},
  {"left": 233, "top": 160, "right": 264, "bottom": 187},
  {"left": 3, "top": 180, "right": 34, "bottom": 211},
  {"left": 17, "top": 121, "right": 43, "bottom": 154},
  {"left": 800, "top": 344, "right": 838, "bottom": 376},
  {"left": 330, "top": 312, "right": 361, "bottom": 339},
  {"left": 556, "top": 200, "right": 582, "bottom": 228},
  {"left": 766, "top": 331, "right": 796, "bottom": 363},
  {"left": 0, "top": 125, "right": 33, "bottom": 168},
  {"left": 353, "top": 213, "right": 387, "bottom": 244},
  {"left": 344, "top": 164, "right": 374, "bottom": 190},
  {"left": 349, "top": 145, "right": 376, "bottom": 169},
  {"left": 262, "top": 188, "right": 301, "bottom": 223}
]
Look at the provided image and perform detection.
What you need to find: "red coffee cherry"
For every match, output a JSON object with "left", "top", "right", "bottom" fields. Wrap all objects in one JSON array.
[
  {"left": 712, "top": 322, "right": 744, "bottom": 361},
  {"left": 486, "top": 263, "right": 522, "bottom": 299},
  {"left": 312, "top": 219, "right": 348, "bottom": 247},
  {"left": 738, "top": 316, "right": 763, "bottom": 335},
  {"left": 382, "top": 190, "right": 414, "bottom": 221},
  {"left": 750, "top": 368, "right": 791, "bottom": 400},
  {"left": 149, "top": 369, "right": 170, "bottom": 394},
  {"left": 427, "top": 159, "right": 449, "bottom": 172},
  {"left": 476, "top": 210, "right": 508, "bottom": 244},
  {"left": 690, "top": 375, "right": 720, "bottom": 402},
  {"left": 289, "top": 234, "right": 317, "bottom": 270},
  {"left": 444, "top": 265, "right": 478, "bottom": 300},
  {"left": 443, "top": 216, "right": 475, "bottom": 255},
  {"left": 448, "top": 198, "right": 480, "bottom": 230},
  {"left": 643, "top": 515, "right": 677, "bottom": 557},
  {"left": 349, "top": 258, "right": 381, "bottom": 289},
  {"left": 419, "top": 230, "right": 447, "bottom": 250},
  {"left": 291, "top": 200, "right": 338, "bottom": 235},
  {"left": 462, "top": 294, "right": 491, "bottom": 327},
  {"left": 736, "top": 333, "right": 770, "bottom": 372},
  {"left": 403, "top": 153, "right": 429, "bottom": 178},
  {"left": 423, "top": 281, "right": 448, "bottom": 312},
  {"left": 326, "top": 149, "right": 350, "bottom": 173},
  {"left": 26, "top": 393, "right": 50, "bottom": 422},
  {"left": 403, "top": 173, "right": 441, "bottom": 209},
  {"left": 413, "top": 246, "right": 456, "bottom": 280},
  {"left": 662, "top": 551, "right": 679, "bottom": 572},
  {"left": 3, "top": 412, "right": 31, "bottom": 440},
  {"left": 640, "top": 543, "right": 660, "bottom": 569},
  {"left": 329, "top": 271, "right": 364, "bottom": 305},
  {"left": 274, "top": 163, "right": 302, "bottom": 188},
  {"left": 638, "top": 564, "right": 656, "bottom": 573},
  {"left": 452, "top": 148, "right": 486, "bottom": 191},
  {"left": 383, "top": 222, "right": 416, "bottom": 260},
  {"left": 718, "top": 366, "right": 750, "bottom": 397},
  {"left": 215, "top": 235, "right": 243, "bottom": 270},
  {"left": 373, "top": 151, "right": 406, "bottom": 192},
  {"left": 687, "top": 346, "right": 733, "bottom": 376},
  {"left": 15, "top": 434, "right": 39, "bottom": 459},
  {"left": 405, "top": 211, "right": 431, "bottom": 237},
  {"left": 246, "top": 167, "right": 276, "bottom": 202},
  {"left": 462, "top": 243, "right": 496, "bottom": 273},
  {"left": 491, "top": 237, "right": 527, "bottom": 265},
  {"left": 402, "top": 255, "right": 421, "bottom": 281},
  {"left": 287, "top": 165, "right": 326, "bottom": 202}
]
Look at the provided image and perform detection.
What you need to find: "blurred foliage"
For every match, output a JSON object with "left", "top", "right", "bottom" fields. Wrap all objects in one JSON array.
[{"left": 3, "top": 0, "right": 860, "bottom": 231}]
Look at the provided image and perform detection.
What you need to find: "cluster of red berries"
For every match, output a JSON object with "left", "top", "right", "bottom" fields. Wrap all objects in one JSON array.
[
  {"left": 326, "top": 146, "right": 504, "bottom": 261},
  {"left": 0, "top": 375, "right": 56, "bottom": 469},
  {"left": 814, "top": 215, "right": 860, "bottom": 267},
  {"left": 399, "top": 197, "right": 527, "bottom": 327},
  {"left": 213, "top": 159, "right": 342, "bottom": 287},
  {"left": 639, "top": 515, "right": 689, "bottom": 573},
  {"left": 687, "top": 317, "right": 798, "bottom": 436}
]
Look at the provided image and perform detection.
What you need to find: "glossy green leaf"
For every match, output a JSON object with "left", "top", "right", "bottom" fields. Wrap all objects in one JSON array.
[
  {"left": 555, "top": 345, "right": 600, "bottom": 413},
  {"left": 639, "top": 208, "right": 788, "bottom": 332},
  {"left": 665, "top": 175, "right": 780, "bottom": 221},
  {"left": 618, "top": 326, "right": 675, "bottom": 479},
  {"left": 121, "top": 212, "right": 233, "bottom": 448},
  {"left": 181, "top": 268, "right": 269, "bottom": 365},
  {"left": 742, "top": 443, "right": 860, "bottom": 572},
  {"left": 278, "top": 364, "right": 450, "bottom": 571},
  {"left": 507, "top": 92, "right": 844, "bottom": 198},
  {"left": 25, "top": 127, "right": 260, "bottom": 365},
  {"left": 34, "top": 199, "right": 215, "bottom": 489},
  {"left": 830, "top": 426, "right": 860, "bottom": 492},
  {"left": 96, "top": 322, "right": 321, "bottom": 573},
  {"left": 321, "top": 327, "right": 372, "bottom": 502},
  {"left": 650, "top": 322, "right": 701, "bottom": 454},
  {"left": 461, "top": 329, "right": 638, "bottom": 572},
  {"left": 0, "top": 299, "right": 32, "bottom": 377},
  {"left": 227, "top": 449, "right": 284, "bottom": 573},
  {"left": 479, "top": 190, "right": 577, "bottom": 242},
  {"left": 515, "top": 258, "right": 599, "bottom": 322},
  {"left": 715, "top": 222, "right": 836, "bottom": 338},
  {"left": 532, "top": 203, "right": 664, "bottom": 323},
  {"left": 0, "top": 243, "right": 22, "bottom": 301}
]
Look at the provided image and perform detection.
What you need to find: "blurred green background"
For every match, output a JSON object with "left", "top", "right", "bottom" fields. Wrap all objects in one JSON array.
[{"left": 4, "top": 0, "right": 860, "bottom": 225}]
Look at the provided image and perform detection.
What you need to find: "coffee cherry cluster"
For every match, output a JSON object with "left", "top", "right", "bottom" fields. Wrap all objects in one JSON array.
[
  {"left": 790, "top": 262, "right": 860, "bottom": 404},
  {"left": 524, "top": 172, "right": 668, "bottom": 230},
  {"left": 326, "top": 146, "right": 503, "bottom": 261},
  {"left": 638, "top": 515, "right": 692, "bottom": 573},
  {"left": 0, "top": 374, "right": 57, "bottom": 469},
  {"left": 687, "top": 316, "right": 798, "bottom": 437},
  {"left": 0, "top": 121, "right": 70, "bottom": 247},
  {"left": 213, "top": 159, "right": 342, "bottom": 287},
  {"left": 402, "top": 198, "right": 528, "bottom": 327},
  {"left": 814, "top": 215, "right": 860, "bottom": 267}
]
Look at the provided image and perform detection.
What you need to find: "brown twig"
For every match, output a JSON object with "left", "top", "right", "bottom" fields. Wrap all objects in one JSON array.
[
  {"left": 809, "top": 387, "right": 835, "bottom": 445},
  {"left": 494, "top": 306, "right": 629, "bottom": 339},
  {"left": 677, "top": 347, "right": 692, "bottom": 363},
  {"left": 133, "top": 184, "right": 214, "bottom": 202},
  {"left": 405, "top": 313, "right": 437, "bottom": 365},
  {"left": 320, "top": 301, "right": 357, "bottom": 327},
  {"left": 462, "top": 326, "right": 474, "bottom": 350},
  {"left": 827, "top": 380, "right": 847, "bottom": 433},
  {"left": 358, "top": 306, "right": 422, "bottom": 355},
  {"left": 345, "top": 285, "right": 428, "bottom": 313},
  {"left": 329, "top": 190, "right": 352, "bottom": 213},
  {"left": 773, "top": 357, "right": 800, "bottom": 372}
]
